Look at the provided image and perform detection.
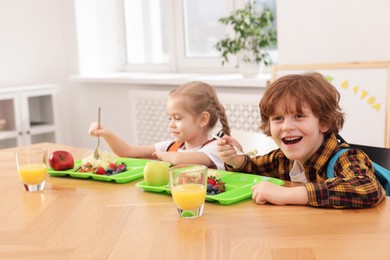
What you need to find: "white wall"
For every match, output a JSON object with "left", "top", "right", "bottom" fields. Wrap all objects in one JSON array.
[
  {"left": 0, "top": 0, "right": 78, "bottom": 146},
  {"left": 276, "top": 0, "right": 390, "bottom": 147},
  {"left": 277, "top": 0, "right": 390, "bottom": 64},
  {"left": 74, "top": 0, "right": 125, "bottom": 74},
  {"left": 0, "top": 0, "right": 65, "bottom": 85}
]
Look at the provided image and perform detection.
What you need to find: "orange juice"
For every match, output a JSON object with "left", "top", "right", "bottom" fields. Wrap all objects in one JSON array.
[
  {"left": 171, "top": 183, "right": 206, "bottom": 210},
  {"left": 18, "top": 163, "right": 47, "bottom": 185}
]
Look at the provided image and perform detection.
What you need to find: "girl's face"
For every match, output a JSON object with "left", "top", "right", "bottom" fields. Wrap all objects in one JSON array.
[
  {"left": 269, "top": 101, "right": 329, "bottom": 166},
  {"left": 166, "top": 98, "right": 204, "bottom": 145}
]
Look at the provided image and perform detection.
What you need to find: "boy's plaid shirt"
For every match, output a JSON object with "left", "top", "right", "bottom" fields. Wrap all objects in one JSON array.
[{"left": 226, "top": 133, "right": 385, "bottom": 208}]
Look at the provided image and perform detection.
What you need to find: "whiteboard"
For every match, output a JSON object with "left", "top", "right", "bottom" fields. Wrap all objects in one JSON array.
[{"left": 272, "top": 61, "right": 390, "bottom": 148}]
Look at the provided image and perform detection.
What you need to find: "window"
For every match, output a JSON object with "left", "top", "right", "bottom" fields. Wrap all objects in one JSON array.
[
  {"left": 123, "top": 0, "right": 169, "bottom": 65},
  {"left": 176, "top": 0, "right": 233, "bottom": 71},
  {"left": 182, "top": 0, "right": 229, "bottom": 58},
  {"left": 123, "top": 0, "right": 233, "bottom": 72},
  {"left": 74, "top": 0, "right": 276, "bottom": 75}
]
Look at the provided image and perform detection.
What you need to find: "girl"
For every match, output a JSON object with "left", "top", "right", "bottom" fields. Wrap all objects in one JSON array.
[
  {"left": 217, "top": 72, "right": 385, "bottom": 208},
  {"left": 89, "top": 81, "right": 230, "bottom": 169}
]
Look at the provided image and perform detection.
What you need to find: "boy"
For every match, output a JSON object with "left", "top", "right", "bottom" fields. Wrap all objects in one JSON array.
[{"left": 217, "top": 72, "right": 385, "bottom": 208}]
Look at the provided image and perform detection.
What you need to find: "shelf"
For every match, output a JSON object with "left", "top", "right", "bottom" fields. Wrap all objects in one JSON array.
[
  {"left": 0, "top": 130, "right": 18, "bottom": 139},
  {"left": 0, "top": 84, "right": 58, "bottom": 148},
  {"left": 29, "top": 124, "right": 56, "bottom": 135}
]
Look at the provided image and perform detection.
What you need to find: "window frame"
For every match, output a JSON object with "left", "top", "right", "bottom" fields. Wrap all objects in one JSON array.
[
  {"left": 73, "top": 0, "right": 276, "bottom": 75},
  {"left": 123, "top": 0, "right": 241, "bottom": 73},
  {"left": 173, "top": 0, "right": 237, "bottom": 73},
  {"left": 123, "top": 0, "right": 176, "bottom": 72}
]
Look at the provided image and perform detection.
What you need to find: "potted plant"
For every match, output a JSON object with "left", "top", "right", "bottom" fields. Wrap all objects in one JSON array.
[{"left": 215, "top": 1, "right": 277, "bottom": 77}]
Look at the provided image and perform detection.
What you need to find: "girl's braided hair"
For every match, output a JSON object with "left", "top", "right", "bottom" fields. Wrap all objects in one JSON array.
[{"left": 168, "top": 81, "right": 230, "bottom": 135}]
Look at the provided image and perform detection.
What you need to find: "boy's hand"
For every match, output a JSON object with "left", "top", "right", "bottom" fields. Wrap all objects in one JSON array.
[
  {"left": 216, "top": 135, "right": 245, "bottom": 169},
  {"left": 251, "top": 182, "right": 309, "bottom": 205}
]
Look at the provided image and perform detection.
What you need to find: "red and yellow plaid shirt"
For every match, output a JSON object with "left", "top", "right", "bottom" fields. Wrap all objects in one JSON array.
[{"left": 226, "top": 133, "right": 385, "bottom": 208}]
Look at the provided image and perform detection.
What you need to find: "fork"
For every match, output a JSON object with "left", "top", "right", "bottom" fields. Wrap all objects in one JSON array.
[
  {"left": 93, "top": 106, "right": 101, "bottom": 160},
  {"left": 212, "top": 133, "right": 247, "bottom": 155}
]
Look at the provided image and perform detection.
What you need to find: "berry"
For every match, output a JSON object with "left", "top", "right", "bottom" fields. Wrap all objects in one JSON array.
[
  {"left": 207, "top": 177, "right": 217, "bottom": 186},
  {"left": 95, "top": 167, "right": 106, "bottom": 175},
  {"left": 117, "top": 163, "right": 127, "bottom": 173},
  {"left": 206, "top": 176, "right": 226, "bottom": 195},
  {"left": 207, "top": 184, "right": 213, "bottom": 192},
  {"left": 108, "top": 163, "right": 117, "bottom": 170}
]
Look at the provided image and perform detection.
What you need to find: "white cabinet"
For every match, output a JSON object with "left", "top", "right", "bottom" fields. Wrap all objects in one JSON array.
[{"left": 0, "top": 84, "right": 59, "bottom": 149}]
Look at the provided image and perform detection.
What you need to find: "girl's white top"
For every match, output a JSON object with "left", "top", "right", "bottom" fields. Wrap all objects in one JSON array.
[{"left": 154, "top": 139, "right": 224, "bottom": 170}]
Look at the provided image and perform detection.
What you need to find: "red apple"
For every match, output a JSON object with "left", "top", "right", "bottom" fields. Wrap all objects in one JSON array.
[{"left": 49, "top": 150, "right": 74, "bottom": 170}]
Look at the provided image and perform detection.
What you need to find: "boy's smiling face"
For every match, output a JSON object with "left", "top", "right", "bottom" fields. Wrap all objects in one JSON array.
[{"left": 270, "top": 101, "right": 329, "bottom": 166}]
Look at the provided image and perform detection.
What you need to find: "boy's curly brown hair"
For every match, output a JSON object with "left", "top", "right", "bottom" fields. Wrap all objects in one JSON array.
[{"left": 260, "top": 72, "right": 345, "bottom": 136}]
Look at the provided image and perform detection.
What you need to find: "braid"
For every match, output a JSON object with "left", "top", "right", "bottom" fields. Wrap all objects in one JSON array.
[
  {"left": 216, "top": 103, "right": 231, "bottom": 136},
  {"left": 207, "top": 92, "right": 231, "bottom": 136}
]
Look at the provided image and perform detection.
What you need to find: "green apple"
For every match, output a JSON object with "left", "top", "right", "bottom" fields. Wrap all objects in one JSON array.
[{"left": 143, "top": 161, "right": 170, "bottom": 186}]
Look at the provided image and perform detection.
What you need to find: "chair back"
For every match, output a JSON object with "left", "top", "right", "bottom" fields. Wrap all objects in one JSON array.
[{"left": 349, "top": 143, "right": 390, "bottom": 170}]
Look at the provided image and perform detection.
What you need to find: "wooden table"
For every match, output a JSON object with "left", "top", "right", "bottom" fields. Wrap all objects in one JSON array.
[{"left": 1, "top": 143, "right": 390, "bottom": 260}]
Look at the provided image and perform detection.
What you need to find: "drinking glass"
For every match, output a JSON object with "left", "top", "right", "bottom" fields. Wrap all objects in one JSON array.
[
  {"left": 169, "top": 164, "right": 208, "bottom": 218},
  {"left": 15, "top": 148, "right": 48, "bottom": 192}
]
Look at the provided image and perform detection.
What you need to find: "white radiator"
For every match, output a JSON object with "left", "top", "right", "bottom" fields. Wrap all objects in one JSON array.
[{"left": 128, "top": 89, "right": 272, "bottom": 151}]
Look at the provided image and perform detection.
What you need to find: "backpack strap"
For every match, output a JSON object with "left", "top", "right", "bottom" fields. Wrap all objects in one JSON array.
[
  {"left": 372, "top": 162, "right": 390, "bottom": 196},
  {"left": 326, "top": 148, "right": 349, "bottom": 178},
  {"left": 326, "top": 147, "right": 390, "bottom": 196},
  {"left": 166, "top": 139, "right": 216, "bottom": 152},
  {"left": 166, "top": 142, "right": 184, "bottom": 152}
]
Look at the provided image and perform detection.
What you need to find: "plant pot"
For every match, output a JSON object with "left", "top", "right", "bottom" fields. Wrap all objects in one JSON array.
[
  {"left": 239, "top": 61, "right": 262, "bottom": 78},
  {"left": 238, "top": 51, "right": 263, "bottom": 78}
]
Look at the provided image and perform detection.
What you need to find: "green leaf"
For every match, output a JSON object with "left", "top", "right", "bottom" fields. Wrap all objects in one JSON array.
[{"left": 214, "top": 1, "right": 277, "bottom": 66}]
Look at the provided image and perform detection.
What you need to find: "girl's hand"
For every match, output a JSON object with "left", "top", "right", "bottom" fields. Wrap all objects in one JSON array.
[
  {"left": 251, "top": 182, "right": 309, "bottom": 206},
  {"left": 88, "top": 122, "right": 110, "bottom": 138},
  {"left": 216, "top": 135, "right": 245, "bottom": 169},
  {"left": 152, "top": 151, "right": 162, "bottom": 160}
]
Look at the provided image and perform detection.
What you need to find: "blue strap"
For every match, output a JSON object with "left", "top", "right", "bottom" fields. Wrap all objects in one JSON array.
[
  {"left": 326, "top": 148, "right": 390, "bottom": 196},
  {"left": 326, "top": 149, "right": 349, "bottom": 179}
]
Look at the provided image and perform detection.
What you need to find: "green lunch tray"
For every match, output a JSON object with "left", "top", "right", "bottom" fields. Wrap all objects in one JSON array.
[
  {"left": 47, "top": 158, "right": 152, "bottom": 184},
  {"left": 136, "top": 169, "right": 284, "bottom": 205}
]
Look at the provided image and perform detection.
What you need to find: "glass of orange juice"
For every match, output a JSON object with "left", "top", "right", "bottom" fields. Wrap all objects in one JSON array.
[
  {"left": 169, "top": 164, "right": 207, "bottom": 218},
  {"left": 15, "top": 148, "right": 48, "bottom": 192}
]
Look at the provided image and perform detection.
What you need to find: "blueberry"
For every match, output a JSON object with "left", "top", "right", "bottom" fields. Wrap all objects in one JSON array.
[{"left": 207, "top": 184, "right": 213, "bottom": 192}]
